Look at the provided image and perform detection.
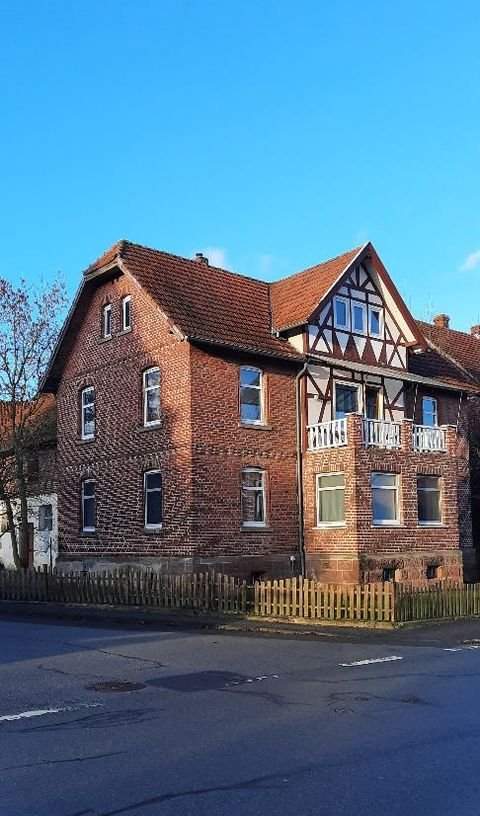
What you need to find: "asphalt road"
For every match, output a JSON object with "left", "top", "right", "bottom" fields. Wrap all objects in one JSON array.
[{"left": 2, "top": 616, "right": 480, "bottom": 816}]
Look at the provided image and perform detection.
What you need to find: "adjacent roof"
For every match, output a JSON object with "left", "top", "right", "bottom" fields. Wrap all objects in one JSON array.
[{"left": 417, "top": 321, "right": 480, "bottom": 384}]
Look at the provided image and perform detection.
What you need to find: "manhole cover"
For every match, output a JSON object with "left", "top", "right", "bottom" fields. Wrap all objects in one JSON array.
[{"left": 87, "top": 680, "right": 145, "bottom": 693}]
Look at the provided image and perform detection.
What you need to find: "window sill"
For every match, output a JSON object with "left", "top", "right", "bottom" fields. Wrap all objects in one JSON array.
[
  {"left": 98, "top": 335, "right": 113, "bottom": 344},
  {"left": 144, "top": 526, "right": 164, "bottom": 534},
  {"left": 117, "top": 327, "right": 133, "bottom": 336},
  {"left": 240, "top": 525, "right": 273, "bottom": 533},
  {"left": 136, "top": 422, "right": 163, "bottom": 433},
  {"left": 80, "top": 530, "right": 97, "bottom": 536},
  {"left": 312, "top": 524, "right": 346, "bottom": 530},
  {"left": 418, "top": 523, "right": 445, "bottom": 528},
  {"left": 76, "top": 437, "right": 95, "bottom": 445},
  {"left": 239, "top": 422, "right": 273, "bottom": 431},
  {"left": 371, "top": 523, "right": 403, "bottom": 528}
]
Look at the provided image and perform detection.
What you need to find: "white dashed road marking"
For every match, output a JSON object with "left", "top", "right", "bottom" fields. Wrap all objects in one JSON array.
[
  {"left": 339, "top": 656, "right": 403, "bottom": 667},
  {"left": 0, "top": 702, "right": 102, "bottom": 724}
]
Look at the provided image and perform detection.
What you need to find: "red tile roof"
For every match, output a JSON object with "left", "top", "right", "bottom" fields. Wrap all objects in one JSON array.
[
  {"left": 87, "top": 240, "right": 302, "bottom": 361},
  {"left": 270, "top": 245, "right": 363, "bottom": 331},
  {"left": 417, "top": 321, "right": 480, "bottom": 384}
]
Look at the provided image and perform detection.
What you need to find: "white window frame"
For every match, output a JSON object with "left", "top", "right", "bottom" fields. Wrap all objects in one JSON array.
[
  {"left": 371, "top": 472, "right": 400, "bottom": 526},
  {"left": 368, "top": 305, "right": 383, "bottom": 339},
  {"left": 144, "top": 470, "right": 163, "bottom": 530},
  {"left": 241, "top": 467, "right": 267, "bottom": 527},
  {"left": 239, "top": 366, "right": 264, "bottom": 426},
  {"left": 81, "top": 386, "right": 95, "bottom": 440},
  {"left": 422, "top": 396, "right": 438, "bottom": 427},
  {"left": 417, "top": 475, "right": 442, "bottom": 526},
  {"left": 334, "top": 296, "right": 350, "bottom": 330},
  {"left": 351, "top": 301, "right": 366, "bottom": 335},
  {"left": 102, "top": 304, "right": 112, "bottom": 339},
  {"left": 81, "top": 479, "right": 96, "bottom": 533},
  {"left": 316, "top": 472, "right": 345, "bottom": 527},
  {"left": 334, "top": 380, "right": 361, "bottom": 419},
  {"left": 122, "top": 295, "right": 132, "bottom": 331},
  {"left": 143, "top": 367, "right": 161, "bottom": 427}
]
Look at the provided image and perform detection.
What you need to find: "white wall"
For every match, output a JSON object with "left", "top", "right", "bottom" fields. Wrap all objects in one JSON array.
[{"left": 0, "top": 494, "right": 58, "bottom": 569}]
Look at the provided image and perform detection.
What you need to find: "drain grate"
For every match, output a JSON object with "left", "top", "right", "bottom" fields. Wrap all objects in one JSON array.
[{"left": 87, "top": 680, "right": 145, "bottom": 693}]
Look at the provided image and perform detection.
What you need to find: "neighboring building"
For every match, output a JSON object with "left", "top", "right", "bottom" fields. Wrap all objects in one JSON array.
[
  {"left": 0, "top": 397, "right": 57, "bottom": 569},
  {"left": 41, "top": 240, "right": 479, "bottom": 583}
]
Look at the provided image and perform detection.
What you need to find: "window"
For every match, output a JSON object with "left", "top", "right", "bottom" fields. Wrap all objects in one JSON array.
[
  {"left": 417, "top": 475, "right": 441, "bottom": 525},
  {"left": 371, "top": 472, "right": 400, "bottom": 525},
  {"left": 122, "top": 296, "right": 132, "bottom": 331},
  {"left": 38, "top": 504, "right": 53, "bottom": 532},
  {"left": 82, "top": 480, "right": 96, "bottom": 532},
  {"left": 369, "top": 306, "right": 383, "bottom": 338},
  {"left": 81, "top": 387, "right": 96, "bottom": 439},
  {"left": 422, "top": 396, "right": 438, "bottom": 427},
  {"left": 382, "top": 567, "right": 396, "bottom": 582},
  {"left": 351, "top": 302, "right": 366, "bottom": 334},
  {"left": 316, "top": 473, "right": 345, "bottom": 526},
  {"left": 426, "top": 565, "right": 438, "bottom": 580},
  {"left": 239, "top": 367, "right": 264, "bottom": 425},
  {"left": 365, "top": 386, "right": 381, "bottom": 420},
  {"left": 241, "top": 468, "right": 266, "bottom": 526},
  {"left": 334, "top": 297, "right": 349, "bottom": 330},
  {"left": 102, "top": 304, "right": 112, "bottom": 339},
  {"left": 143, "top": 368, "right": 161, "bottom": 426},
  {"left": 335, "top": 382, "right": 359, "bottom": 419},
  {"left": 144, "top": 470, "right": 162, "bottom": 529}
]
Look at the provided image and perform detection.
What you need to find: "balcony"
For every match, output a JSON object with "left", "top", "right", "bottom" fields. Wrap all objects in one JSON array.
[
  {"left": 307, "top": 415, "right": 448, "bottom": 453},
  {"left": 412, "top": 424, "right": 446, "bottom": 453}
]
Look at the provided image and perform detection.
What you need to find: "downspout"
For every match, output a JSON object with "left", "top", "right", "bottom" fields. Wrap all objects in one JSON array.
[{"left": 295, "top": 361, "right": 309, "bottom": 577}]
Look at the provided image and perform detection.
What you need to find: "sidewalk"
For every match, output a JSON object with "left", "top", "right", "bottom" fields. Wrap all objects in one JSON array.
[{"left": 2, "top": 598, "right": 480, "bottom": 646}]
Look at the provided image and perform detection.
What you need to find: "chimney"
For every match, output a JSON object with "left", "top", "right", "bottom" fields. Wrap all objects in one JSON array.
[
  {"left": 470, "top": 325, "right": 480, "bottom": 338},
  {"left": 195, "top": 252, "right": 209, "bottom": 266},
  {"left": 433, "top": 314, "right": 450, "bottom": 329}
]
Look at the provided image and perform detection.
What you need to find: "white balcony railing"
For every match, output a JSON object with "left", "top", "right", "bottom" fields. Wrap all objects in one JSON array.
[
  {"left": 412, "top": 425, "right": 446, "bottom": 452},
  {"left": 362, "top": 418, "right": 401, "bottom": 449},
  {"left": 307, "top": 418, "right": 348, "bottom": 451}
]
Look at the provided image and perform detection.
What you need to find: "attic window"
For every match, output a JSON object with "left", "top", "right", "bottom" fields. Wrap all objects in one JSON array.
[
  {"left": 102, "top": 304, "right": 112, "bottom": 339},
  {"left": 334, "top": 297, "right": 349, "bottom": 330}
]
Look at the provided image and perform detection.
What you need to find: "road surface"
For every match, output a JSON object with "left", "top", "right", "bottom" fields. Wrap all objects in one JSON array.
[{"left": 1, "top": 616, "right": 480, "bottom": 815}]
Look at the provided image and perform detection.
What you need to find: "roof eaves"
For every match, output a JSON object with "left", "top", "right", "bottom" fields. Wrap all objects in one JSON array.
[{"left": 187, "top": 335, "right": 304, "bottom": 364}]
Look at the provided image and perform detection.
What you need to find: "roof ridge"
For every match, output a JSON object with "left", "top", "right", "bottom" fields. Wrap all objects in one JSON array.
[
  {"left": 271, "top": 243, "right": 365, "bottom": 286},
  {"left": 417, "top": 319, "right": 478, "bottom": 341}
]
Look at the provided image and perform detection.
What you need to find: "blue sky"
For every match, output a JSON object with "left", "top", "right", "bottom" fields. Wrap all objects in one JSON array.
[{"left": 0, "top": 0, "right": 479, "bottom": 330}]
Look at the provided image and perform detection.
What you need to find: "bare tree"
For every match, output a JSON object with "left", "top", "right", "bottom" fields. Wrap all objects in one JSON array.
[{"left": 0, "top": 275, "right": 67, "bottom": 568}]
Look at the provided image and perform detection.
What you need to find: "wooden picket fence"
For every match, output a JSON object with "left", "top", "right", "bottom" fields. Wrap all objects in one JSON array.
[
  {"left": 0, "top": 568, "right": 247, "bottom": 614},
  {"left": 1, "top": 567, "right": 480, "bottom": 623},
  {"left": 252, "top": 578, "right": 394, "bottom": 622}
]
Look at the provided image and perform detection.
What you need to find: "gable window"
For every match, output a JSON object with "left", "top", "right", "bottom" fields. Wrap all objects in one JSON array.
[
  {"left": 81, "top": 387, "right": 95, "bottom": 439},
  {"left": 38, "top": 504, "right": 53, "bottom": 532},
  {"left": 369, "top": 306, "right": 383, "bottom": 338},
  {"left": 82, "top": 480, "right": 96, "bottom": 532},
  {"left": 122, "top": 296, "right": 132, "bottom": 331},
  {"left": 351, "top": 302, "right": 366, "bottom": 334},
  {"left": 143, "top": 368, "right": 161, "bottom": 426},
  {"left": 239, "top": 367, "right": 264, "bottom": 425},
  {"left": 241, "top": 468, "right": 266, "bottom": 526},
  {"left": 102, "top": 304, "right": 112, "bottom": 339},
  {"left": 144, "top": 470, "right": 162, "bottom": 529},
  {"left": 335, "top": 382, "right": 359, "bottom": 419},
  {"left": 417, "top": 475, "right": 441, "bottom": 525},
  {"left": 371, "top": 472, "right": 400, "bottom": 525},
  {"left": 422, "top": 396, "right": 438, "bottom": 427},
  {"left": 316, "top": 473, "right": 345, "bottom": 526},
  {"left": 334, "top": 297, "right": 349, "bottom": 330}
]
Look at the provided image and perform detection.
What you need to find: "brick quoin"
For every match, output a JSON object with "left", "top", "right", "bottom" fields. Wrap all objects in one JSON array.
[{"left": 45, "top": 240, "right": 480, "bottom": 584}]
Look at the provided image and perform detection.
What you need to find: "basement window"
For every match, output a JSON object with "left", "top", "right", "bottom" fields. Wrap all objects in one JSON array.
[
  {"left": 426, "top": 565, "right": 438, "bottom": 580},
  {"left": 382, "top": 567, "right": 396, "bottom": 582}
]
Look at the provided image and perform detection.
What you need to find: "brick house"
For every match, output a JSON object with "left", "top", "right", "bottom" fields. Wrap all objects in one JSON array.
[{"left": 41, "top": 240, "right": 479, "bottom": 583}]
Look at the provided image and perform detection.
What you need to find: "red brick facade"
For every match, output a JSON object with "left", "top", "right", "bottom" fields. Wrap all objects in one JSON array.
[{"left": 44, "top": 240, "right": 480, "bottom": 583}]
